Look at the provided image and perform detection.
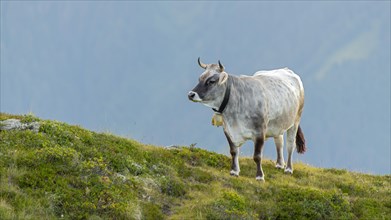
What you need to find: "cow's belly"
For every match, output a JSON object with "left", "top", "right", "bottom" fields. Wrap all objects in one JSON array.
[
  {"left": 266, "top": 115, "right": 295, "bottom": 137},
  {"left": 265, "top": 124, "right": 289, "bottom": 138},
  {"left": 223, "top": 118, "right": 293, "bottom": 146}
]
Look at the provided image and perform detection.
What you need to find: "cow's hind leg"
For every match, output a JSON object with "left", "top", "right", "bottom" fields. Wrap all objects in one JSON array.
[
  {"left": 254, "top": 136, "right": 265, "bottom": 181},
  {"left": 225, "top": 132, "right": 240, "bottom": 176},
  {"left": 274, "top": 135, "right": 285, "bottom": 169},
  {"left": 285, "top": 124, "right": 299, "bottom": 174}
]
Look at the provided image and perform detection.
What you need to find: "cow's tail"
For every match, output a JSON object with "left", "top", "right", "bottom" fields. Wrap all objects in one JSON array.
[{"left": 296, "top": 125, "right": 306, "bottom": 154}]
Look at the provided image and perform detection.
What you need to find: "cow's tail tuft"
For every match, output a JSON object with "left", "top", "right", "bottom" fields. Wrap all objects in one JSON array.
[{"left": 296, "top": 125, "right": 306, "bottom": 154}]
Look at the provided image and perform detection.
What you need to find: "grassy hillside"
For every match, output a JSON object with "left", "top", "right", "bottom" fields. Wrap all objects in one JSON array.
[{"left": 0, "top": 113, "right": 390, "bottom": 220}]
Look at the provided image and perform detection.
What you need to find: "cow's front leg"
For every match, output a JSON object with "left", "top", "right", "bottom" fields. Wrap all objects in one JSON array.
[
  {"left": 225, "top": 132, "right": 240, "bottom": 177},
  {"left": 230, "top": 146, "right": 240, "bottom": 176},
  {"left": 254, "top": 136, "right": 265, "bottom": 181}
]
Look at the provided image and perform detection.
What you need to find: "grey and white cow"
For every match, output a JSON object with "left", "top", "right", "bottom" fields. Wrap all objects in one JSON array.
[{"left": 188, "top": 58, "right": 306, "bottom": 181}]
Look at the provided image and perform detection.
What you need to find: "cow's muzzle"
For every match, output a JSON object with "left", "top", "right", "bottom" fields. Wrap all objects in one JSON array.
[{"left": 188, "top": 91, "right": 201, "bottom": 102}]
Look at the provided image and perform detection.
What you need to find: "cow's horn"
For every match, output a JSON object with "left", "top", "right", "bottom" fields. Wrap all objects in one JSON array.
[
  {"left": 198, "top": 57, "right": 207, "bottom": 69},
  {"left": 218, "top": 60, "right": 224, "bottom": 72}
]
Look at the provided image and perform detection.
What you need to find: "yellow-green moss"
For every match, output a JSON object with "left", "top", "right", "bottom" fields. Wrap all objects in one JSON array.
[{"left": 0, "top": 113, "right": 390, "bottom": 219}]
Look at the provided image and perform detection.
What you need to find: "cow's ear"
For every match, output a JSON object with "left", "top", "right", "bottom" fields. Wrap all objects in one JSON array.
[{"left": 218, "top": 72, "right": 228, "bottom": 85}]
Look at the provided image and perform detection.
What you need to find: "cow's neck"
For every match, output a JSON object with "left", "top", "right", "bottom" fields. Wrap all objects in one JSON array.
[
  {"left": 212, "top": 76, "right": 231, "bottom": 114},
  {"left": 221, "top": 75, "right": 246, "bottom": 116}
]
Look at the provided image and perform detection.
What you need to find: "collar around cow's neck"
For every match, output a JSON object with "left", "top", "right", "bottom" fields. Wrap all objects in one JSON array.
[{"left": 212, "top": 77, "right": 231, "bottom": 114}]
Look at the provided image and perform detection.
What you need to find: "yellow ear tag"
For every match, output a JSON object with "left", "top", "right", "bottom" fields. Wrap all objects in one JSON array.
[{"left": 211, "top": 113, "right": 224, "bottom": 127}]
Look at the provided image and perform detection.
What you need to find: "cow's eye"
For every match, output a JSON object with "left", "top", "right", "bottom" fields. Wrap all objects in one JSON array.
[{"left": 207, "top": 79, "right": 216, "bottom": 85}]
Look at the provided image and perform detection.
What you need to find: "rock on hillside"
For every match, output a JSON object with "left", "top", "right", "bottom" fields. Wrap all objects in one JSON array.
[{"left": 0, "top": 118, "right": 40, "bottom": 132}]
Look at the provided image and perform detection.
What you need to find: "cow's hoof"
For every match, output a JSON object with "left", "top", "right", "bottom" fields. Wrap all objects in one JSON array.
[
  {"left": 275, "top": 164, "right": 285, "bottom": 169},
  {"left": 284, "top": 168, "right": 293, "bottom": 174},
  {"left": 230, "top": 170, "right": 239, "bottom": 177},
  {"left": 255, "top": 176, "right": 265, "bottom": 181}
]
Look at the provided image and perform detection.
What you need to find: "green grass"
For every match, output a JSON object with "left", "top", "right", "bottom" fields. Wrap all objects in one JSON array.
[{"left": 0, "top": 113, "right": 390, "bottom": 219}]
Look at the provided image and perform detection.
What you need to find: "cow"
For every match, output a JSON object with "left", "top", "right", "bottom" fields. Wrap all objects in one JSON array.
[{"left": 188, "top": 58, "right": 306, "bottom": 181}]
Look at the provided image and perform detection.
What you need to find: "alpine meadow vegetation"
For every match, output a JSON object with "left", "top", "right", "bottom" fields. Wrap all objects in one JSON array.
[{"left": 0, "top": 113, "right": 390, "bottom": 219}]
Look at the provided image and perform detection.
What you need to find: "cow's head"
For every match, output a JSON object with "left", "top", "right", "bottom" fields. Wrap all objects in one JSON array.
[{"left": 188, "top": 58, "right": 229, "bottom": 109}]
